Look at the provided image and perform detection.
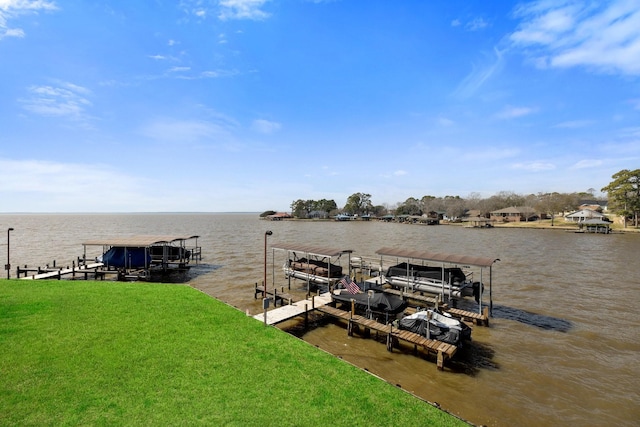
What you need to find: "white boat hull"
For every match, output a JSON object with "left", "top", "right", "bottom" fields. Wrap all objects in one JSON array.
[
  {"left": 283, "top": 265, "right": 339, "bottom": 285},
  {"left": 384, "top": 275, "right": 475, "bottom": 299}
]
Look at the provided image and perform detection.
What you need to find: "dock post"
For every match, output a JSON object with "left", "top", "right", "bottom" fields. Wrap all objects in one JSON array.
[
  {"left": 304, "top": 303, "right": 308, "bottom": 329},
  {"left": 437, "top": 351, "right": 444, "bottom": 370}
]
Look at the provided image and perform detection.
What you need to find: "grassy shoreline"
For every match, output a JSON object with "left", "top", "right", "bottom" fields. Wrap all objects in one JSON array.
[{"left": 1, "top": 280, "right": 468, "bottom": 426}]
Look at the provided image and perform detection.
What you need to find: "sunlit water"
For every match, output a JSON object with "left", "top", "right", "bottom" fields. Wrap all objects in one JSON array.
[{"left": 1, "top": 213, "right": 639, "bottom": 426}]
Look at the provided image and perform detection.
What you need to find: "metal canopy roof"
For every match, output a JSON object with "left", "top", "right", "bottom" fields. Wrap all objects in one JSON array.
[
  {"left": 375, "top": 247, "right": 499, "bottom": 268},
  {"left": 82, "top": 235, "right": 200, "bottom": 247},
  {"left": 271, "top": 242, "right": 353, "bottom": 258}
]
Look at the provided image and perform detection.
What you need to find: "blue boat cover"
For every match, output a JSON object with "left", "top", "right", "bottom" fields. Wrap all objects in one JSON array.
[{"left": 102, "top": 247, "right": 150, "bottom": 268}]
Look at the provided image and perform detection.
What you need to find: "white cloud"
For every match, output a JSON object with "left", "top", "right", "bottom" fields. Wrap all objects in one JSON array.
[
  {"left": 139, "top": 118, "right": 234, "bottom": 143},
  {"left": 454, "top": 47, "right": 504, "bottom": 98},
  {"left": 19, "top": 82, "right": 92, "bottom": 120},
  {"left": 251, "top": 119, "right": 281, "bottom": 134},
  {"left": 572, "top": 159, "right": 603, "bottom": 169},
  {"left": 466, "top": 17, "right": 489, "bottom": 31},
  {"left": 511, "top": 161, "right": 556, "bottom": 171},
  {"left": 0, "top": 158, "right": 117, "bottom": 193},
  {"left": 509, "top": 0, "right": 640, "bottom": 75},
  {"left": 553, "top": 119, "right": 593, "bottom": 128},
  {"left": 437, "top": 116, "right": 454, "bottom": 127},
  {"left": 218, "top": 0, "right": 270, "bottom": 21},
  {"left": 168, "top": 66, "right": 191, "bottom": 73},
  {"left": 0, "top": 0, "right": 57, "bottom": 40},
  {"left": 393, "top": 170, "right": 407, "bottom": 176},
  {"left": 495, "top": 105, "right": 537, "bottom": 119}
]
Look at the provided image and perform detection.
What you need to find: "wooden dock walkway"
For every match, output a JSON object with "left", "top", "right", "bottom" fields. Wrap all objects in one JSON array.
[
  {"left": 444, "top": 306, "right": 489, "bottom": 326},
  {"left": 20, "top": 262, "right": 109, "bottom": 280},
  {"left": 316, "top": 305, "right": 457, "bottom": 370},
  {"left": 252, "top": 292, "right": 333, "bottom": 325}
]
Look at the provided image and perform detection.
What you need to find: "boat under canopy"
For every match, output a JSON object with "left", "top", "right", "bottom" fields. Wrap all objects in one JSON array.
[
  {"left": 332, "top": 276, "right": 407, "bottom": 323},
  {"left": 375, "top": 247, "right": 499, "bottom": 316},
  {"left": 271, "top": 243, "right": 353, "bottom": 288},
  {"left": 398, "top": 309, "right": 472, "bottom": 347},
  {"left": 82, "top": 235, "right": 201, "bottom": 281}
]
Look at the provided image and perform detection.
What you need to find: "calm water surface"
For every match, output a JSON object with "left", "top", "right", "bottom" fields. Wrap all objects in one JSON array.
[{"left": 1, "top": 213, "right": 639, "bottom": 426}]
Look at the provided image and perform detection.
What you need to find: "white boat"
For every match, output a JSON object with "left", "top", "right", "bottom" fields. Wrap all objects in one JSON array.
[
  {"left": 273, "top": 243, "right": 353, "bottom": 288},
  {"left": 398, "top": 309, "right": 471, "bottom": 347},
  {"left": 384, "top": 262, "right": 482, "bottom": 301},
  {"left": 283, "top": 256, "right": 344, "bottom": 285}
]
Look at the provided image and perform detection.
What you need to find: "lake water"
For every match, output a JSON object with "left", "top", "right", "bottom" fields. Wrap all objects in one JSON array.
[{"left": 1, "top": 213, "right": 639, "bottom": 426}]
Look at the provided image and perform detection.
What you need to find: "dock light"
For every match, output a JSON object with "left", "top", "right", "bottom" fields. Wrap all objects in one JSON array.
[
  {"left": 263, "top": 231, "right": 273, "bottom": 299},
  {"left": 6, "top": 228, "right": 14, "bottom": 280}
]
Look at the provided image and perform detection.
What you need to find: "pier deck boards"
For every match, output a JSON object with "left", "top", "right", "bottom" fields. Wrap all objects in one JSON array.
[
  {"left": 316, "top": 305, "right": 457, "bottom": 370},
  {"left": 444, "top": 306, "right": 489, "bottom": 326},
  {"left": 252, "top": 292, "right": 333, "bottom": 325},
  {"left": 20, "top": 263, "right": 106, "bottom": 280}
]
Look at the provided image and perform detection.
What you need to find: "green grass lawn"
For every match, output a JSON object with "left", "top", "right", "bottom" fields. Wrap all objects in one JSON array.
[{"left": 0, "top": 280, "right": 467, "bottom": 426}]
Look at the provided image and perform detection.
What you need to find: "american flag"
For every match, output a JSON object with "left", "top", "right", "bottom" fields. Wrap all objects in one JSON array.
[{"left": 340, "top": 276, "right": 361, "bottom": 294}]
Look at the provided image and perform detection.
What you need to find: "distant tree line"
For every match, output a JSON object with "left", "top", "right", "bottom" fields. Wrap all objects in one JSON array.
[
  {"left": 277, "top": 169, "right": 640, "bottom": 227},
  {"left": 286, "top": 190, "right": 592, "bottom": 220}
]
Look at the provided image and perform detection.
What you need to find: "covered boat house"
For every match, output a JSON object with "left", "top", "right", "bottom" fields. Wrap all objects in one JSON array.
[
  {"left": 81, "top": 235, "right": 201, "bottom": 281},
  {"left": 375, "top": 247, "right": 500, "bottom": 316},
  {"left": 271, "top": 243, "right": 353, "bottom": 292}
]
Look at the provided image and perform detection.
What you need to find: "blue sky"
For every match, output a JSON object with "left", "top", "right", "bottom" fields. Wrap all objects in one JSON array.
[{"left": 1, "top": 0, "right": 639, "bottom": 213}]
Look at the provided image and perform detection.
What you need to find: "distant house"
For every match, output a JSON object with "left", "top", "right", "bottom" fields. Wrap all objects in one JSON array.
[
  {"left": 579, "top": 200, "right": 608, "bottom": 212},
  {"left": 464, "top": 209, "right": 488, "bottom": 218},
  {"left": 564, "top": 209, "right": 606, "bottom": 223},
  {"left": 490, "top": 206, "right": 538, "bottom": 222},
  {"left": 266, "top": 212, "right": 292, "bottom": 221}
]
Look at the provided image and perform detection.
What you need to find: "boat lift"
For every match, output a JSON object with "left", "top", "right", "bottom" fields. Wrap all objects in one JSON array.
[
  {"left": 81, "top": 235, "right": 201, "bottom": 281},
  {"left": 375, "top": 247, "right": 499, "bottom": 316},
  {"left": 270, "top": 243, "right": 353, "bottom": 294}
]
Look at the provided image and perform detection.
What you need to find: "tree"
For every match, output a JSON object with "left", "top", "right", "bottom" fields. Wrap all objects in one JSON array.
[
  {"left": 315, "top": 199, "right": 338, "bottom": 214},
  {"left": 290, "top": 199, "right": 312, "bottom": 218},
  {"left": 602, "top": 169, "right": 640, "bottom": 227},
  {"left": 344, "top": 192, "right": 373, "bottom": 216},
  {"left": 395, "top": 197, "right": 422, "bottom": 216},
  {"left": 442, "top": 195, "right": 466, "bottom": 220}
]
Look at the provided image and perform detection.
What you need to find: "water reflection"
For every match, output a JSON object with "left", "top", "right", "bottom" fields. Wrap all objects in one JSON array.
[{"left": 491, "top": 304, "right": 573, "bottom": 332}]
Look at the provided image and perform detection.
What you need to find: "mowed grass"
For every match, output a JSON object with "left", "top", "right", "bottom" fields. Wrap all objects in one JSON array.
[{"left": 0, "top": 280, "right": 466, "bottom": 426}]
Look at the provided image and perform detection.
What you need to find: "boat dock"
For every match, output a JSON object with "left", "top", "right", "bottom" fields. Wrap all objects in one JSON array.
[
  {"left": 251, "top": 288, "right": 460, "bottom": 369},
  {"left": 444, "top": 306, "right": 489, "bottom": 326},
  {"left": 383, "top": 288, "right": 440, "bottom": 306},
  {"left": 252, "top": 292, "right": 333, "bottom": 325},
  {"left": 316, "top": 305, "right": 457, "bottom": 370},
  {"left": 18, "top": 261, "right": 117, "bottom": 280},
  {"left": 254, "top": 284, "right": 295, "bottom": 307}
]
